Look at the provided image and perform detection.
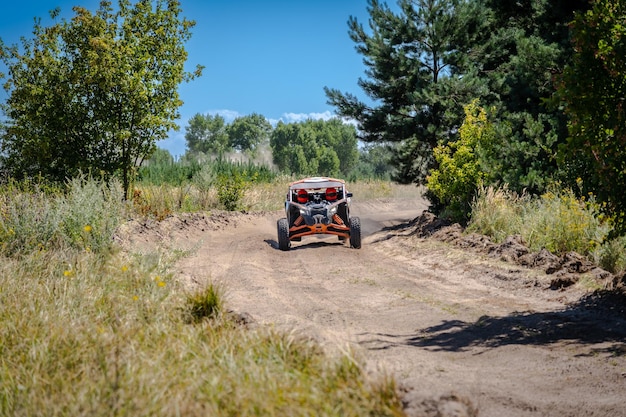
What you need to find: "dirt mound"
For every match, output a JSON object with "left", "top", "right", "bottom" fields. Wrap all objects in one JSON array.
[
  {"left": 405, "top": 211, "right": 616, "bottom": 292},
  {"left": 114, "top": 210, "right": 272, "bottom": 251}
]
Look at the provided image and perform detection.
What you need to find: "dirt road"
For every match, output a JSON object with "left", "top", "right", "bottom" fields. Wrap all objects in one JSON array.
[{"left": 123, "top": 196, "right": 626, "bottom": 416}]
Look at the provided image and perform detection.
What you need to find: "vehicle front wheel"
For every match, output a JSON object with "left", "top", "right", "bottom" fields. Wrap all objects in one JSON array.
[
  {"left": 277, "top": 218, "right": 291, "bottom": 251},
  {"left": 349, "top": 216, "right": 361, "bottom": 249}
]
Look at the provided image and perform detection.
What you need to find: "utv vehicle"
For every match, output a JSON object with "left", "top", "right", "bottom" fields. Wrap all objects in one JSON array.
[{"left": 276, "top": 177, "right": 361, "bottom": 251}]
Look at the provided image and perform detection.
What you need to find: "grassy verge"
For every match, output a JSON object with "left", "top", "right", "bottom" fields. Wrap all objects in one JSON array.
[{"left": 468, "top": 185, "right": 626, "bottom": 273}]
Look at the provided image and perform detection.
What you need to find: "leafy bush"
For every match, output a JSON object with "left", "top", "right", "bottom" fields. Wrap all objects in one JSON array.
[
  {"left": 427, "top": 100, "right": 495, "bottom": 222},
  {"left": 59, "top": 176, "right": 126, "bottom": 251},
  {"left": 593, "top": 235, "right": 626, "bottom": 274},
  {"left": 524, "top": 187, "right": 609, "bottom": 255},
  {"left": 217, "top": 172, "right": 248, "bottom": 211}
]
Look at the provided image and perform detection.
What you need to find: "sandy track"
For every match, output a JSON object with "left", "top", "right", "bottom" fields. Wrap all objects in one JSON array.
[{"left": 122, "top": 197, "right": 626, "bottom": 417}]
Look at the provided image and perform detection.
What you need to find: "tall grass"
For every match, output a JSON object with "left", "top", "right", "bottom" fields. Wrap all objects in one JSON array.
[
  {"left": 135, "top": 153, "right": 421, "bottom": 215},
  {"left": 138, "top": 156, "right": 277, "bottom": 186},
  {"left": 137, "top": 156, "right": 204, "bottom": 185},
  {"left": 466, "top": 185, "right": 526, "bottom": 243},
  {"left": 0, "top": 175, "right": 126, "bottom": 255},
  {"left": 135, "top": 158, "right": 281, "bottom": 215},
  {"left": 0, "top": 177, "right": 407, "bottom": 416},
  {"left": 468, "top": 185, "right": 626, "bottom": 272}
]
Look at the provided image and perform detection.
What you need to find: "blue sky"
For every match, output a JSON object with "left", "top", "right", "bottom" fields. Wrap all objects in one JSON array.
[{"left": 1, "top": 1, "right": 390, "bottom": 157}]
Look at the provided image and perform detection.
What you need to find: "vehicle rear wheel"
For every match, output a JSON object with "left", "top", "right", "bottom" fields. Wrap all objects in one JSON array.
[
  {"left": 349, "top": 216, "right": 361, "bottom": 249},
  {"left": 277, "top": 218, "right": 291, "bottom": 251}
]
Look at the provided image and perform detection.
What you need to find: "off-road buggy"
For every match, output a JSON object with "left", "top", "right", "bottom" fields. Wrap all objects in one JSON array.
[{"left": 276, "top": 177, "right": 361, "bottom": 251}]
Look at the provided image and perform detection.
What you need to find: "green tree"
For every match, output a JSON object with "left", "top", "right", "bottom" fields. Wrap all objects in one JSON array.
[
  {"left": 555, "top": 0, "right": 626, "bottom": 231},
  {"left": 469, "top": 0, "right": 590, "bottom": 194},
  {"left": 185, "top": 113, "right": 230, "bottom": 155},
  {"left": 316, "top": 118, "right": 359, "bottom": 175},
  {"left": 270, "top": 119, "right": 357, "bottom": 177},
  {"left": 326, "top": 0, "right": 590, "bottom": 197},
  {"left": 352, "top": 143, "right": 395, "bottom": 180},
  {"left": 325, "top": 0, "right": 487, "bottom": 185},
  {"left": 0, "top": 0, "right": 202, "bottom": 196},
  {"left": 227, "top": 113, "right": 272, "bottom": 153}
]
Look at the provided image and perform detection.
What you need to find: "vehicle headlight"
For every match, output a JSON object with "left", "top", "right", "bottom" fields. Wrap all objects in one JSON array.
[{"left": 328, "top": 206, "right": 337, "bottom": 216}]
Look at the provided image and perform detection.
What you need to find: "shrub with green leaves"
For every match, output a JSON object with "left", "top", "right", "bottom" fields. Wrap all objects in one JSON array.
[
  {"left": 427, "top": 100, "right": 495, "bottom": 222},
  {"left": 525, "top": 187, "right": 609, "bottom": 255},
  {"left": 217, "top": 172, "right": 249, "bottom": 211},
  {"left": 593, "top": 235, "right": 626, "bottom": 274},
  {"left": 58, "top": 176, "right": 127, "bottom": 252}
]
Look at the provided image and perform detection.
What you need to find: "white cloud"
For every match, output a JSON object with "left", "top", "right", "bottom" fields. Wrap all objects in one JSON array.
[
  {"left": 278, "top": 111, "right": 358, "bottom": 128},
  {"left": 207, "top": 109, "right": 241, "bottom": 123},
  {"left": 281, "top": 111, "right": 335, "bottom": 124}
]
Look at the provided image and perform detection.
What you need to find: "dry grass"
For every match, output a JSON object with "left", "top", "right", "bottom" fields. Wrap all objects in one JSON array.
[{"left": 0, "top": 248, "right": 405, "bottom": 417}]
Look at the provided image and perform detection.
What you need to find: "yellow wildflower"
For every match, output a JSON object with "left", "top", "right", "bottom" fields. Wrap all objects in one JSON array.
[{"left": 83, "top": 225, "right": 92, "bottom": 233}]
